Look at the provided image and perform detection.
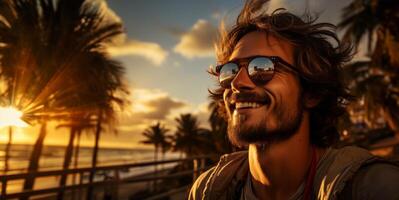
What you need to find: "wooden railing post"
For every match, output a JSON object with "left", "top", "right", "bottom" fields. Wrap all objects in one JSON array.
[
  {"left": 78, "top": 172, "right": 84, "bottom": 200},
  {"left": 113, "top": 169, "right": 120, "bottom": 199},
  {"left": 192, "top": 159, "right": 198, "bottom": 182},
  {"left": 199, "top": 158, "right": 206, "bottom": 174},
  {"left": 1, "top": 176, "right": 7, "bottom": 200},
  {"left": 0, "top": 155, "right": 216, "bottom": 199}
]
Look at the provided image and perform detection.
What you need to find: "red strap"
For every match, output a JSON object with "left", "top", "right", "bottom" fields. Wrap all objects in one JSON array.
[{"left": 302, "top": 147, "right": 318, "bottom": 200}]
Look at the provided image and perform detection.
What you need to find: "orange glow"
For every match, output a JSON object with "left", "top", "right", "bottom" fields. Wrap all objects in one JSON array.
[
  {"left": 0, "top": 107, "right": 28, "bottom": 127},
  {"left": 0, "top": 127, "right": 32, "bottom": 144}
]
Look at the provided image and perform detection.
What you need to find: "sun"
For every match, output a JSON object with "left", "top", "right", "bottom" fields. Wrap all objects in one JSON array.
[{"left": 0, "top": 107, "right": 28, "bottom": 127}]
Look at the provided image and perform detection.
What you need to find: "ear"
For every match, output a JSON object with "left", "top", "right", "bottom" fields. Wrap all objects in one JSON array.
[{"left": 304, "top": 93, "right": 321, "bottom": 108}]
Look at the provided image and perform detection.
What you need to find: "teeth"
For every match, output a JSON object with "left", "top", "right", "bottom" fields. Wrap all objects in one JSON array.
[{"left": 236, "top": 102, "right": 262, "bottom": 109}]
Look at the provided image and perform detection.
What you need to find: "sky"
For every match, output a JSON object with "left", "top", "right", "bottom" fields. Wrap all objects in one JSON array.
[{"left": 0, "top": 0, "right": 360, "bottom": 149}]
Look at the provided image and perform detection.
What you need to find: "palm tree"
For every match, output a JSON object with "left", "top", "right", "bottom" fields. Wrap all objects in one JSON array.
[
  {"left": 0, "top": 0, "right": 128, "bottom": 199},
  {"left": 171, "top": 114, "right": 209, "bottom": 157},
  {"left": 208, "top": 101, "right": 233, "bottom": 154},
  {"left": 4, "top": 126, "right": 12, "bottom": 173},
  {"left": 86, "top": 59, "right": 128, "bottom": 199},
  {"left": 56, "top": 114, "right": 95, "bottom": 199},
  {"left": 339, "top": 0, "right": 399, "bottom": 54},
  {"left": 140, "top": 122, "right": 170, "bottom": 192},
  {"left": 339, "top": 0, "right": 399, "bottom": 136},
  {"left": 141, "top": 122, "right": 170, "bottom": 161},
  {"left": 0, "top": 0, "right": 57, "bottom": 193}
]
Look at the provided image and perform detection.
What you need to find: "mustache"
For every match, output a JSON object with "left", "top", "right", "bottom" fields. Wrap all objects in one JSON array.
[{"left": 230, "top": 91, "right": 271, "bottom": 104}]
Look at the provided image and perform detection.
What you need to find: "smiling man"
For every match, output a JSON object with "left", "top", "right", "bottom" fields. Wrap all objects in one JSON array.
[{"left": 189, "top": 0, "right": 399, "bottom": 200}]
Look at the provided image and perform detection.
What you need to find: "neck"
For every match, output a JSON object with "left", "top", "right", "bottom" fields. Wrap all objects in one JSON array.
[{"left": 248, "top": 113, "right": 324, "bottom": 200}]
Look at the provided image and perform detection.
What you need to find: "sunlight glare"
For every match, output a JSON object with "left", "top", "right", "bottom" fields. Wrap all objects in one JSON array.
[{"left": 0, "top": 107, "right": 28, "bottom": 127}]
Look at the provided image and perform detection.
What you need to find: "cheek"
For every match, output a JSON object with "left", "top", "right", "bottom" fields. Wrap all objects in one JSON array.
[
  {"left": 268, "top": 74, "right": 301, "bottom": 101},
  {"left": 223, "top": 89, "right": 232, "bottom": 117}
]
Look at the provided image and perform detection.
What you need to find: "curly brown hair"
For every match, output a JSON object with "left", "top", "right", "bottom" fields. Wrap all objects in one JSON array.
[{"left": 209, "top": 0, "right": 353, "bottom": 148}]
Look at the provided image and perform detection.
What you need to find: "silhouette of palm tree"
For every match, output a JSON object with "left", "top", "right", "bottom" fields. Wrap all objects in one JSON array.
[
  {"left": 141, "top": 122, "right": 170, "bottom": 191},
  {"left": 56, "top": 114, "right": 95, "bottom": 199},
  {"left": 171, "top": 114, "right": 209, "bottom": 157},
  {"left": 3, "top": 127, "right": 12, "bottom": 173},
  {"left": 141, "top": 122, "right": 170, "bottom": 161},
  {"left": 0, "top": 1, "right": 128, "bottom": 199},
  {"left": 208, "top": 101, "right": 233, "bottom": 154}
]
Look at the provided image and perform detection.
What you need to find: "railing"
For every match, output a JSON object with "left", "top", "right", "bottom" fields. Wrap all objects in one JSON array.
[{"left": 0, "top": 155, "right": 216, "bottom": 200}]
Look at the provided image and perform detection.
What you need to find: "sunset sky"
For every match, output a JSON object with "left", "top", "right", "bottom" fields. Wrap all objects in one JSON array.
[{"left": 0, "top": 0, "right": 361, "bottom": 149}]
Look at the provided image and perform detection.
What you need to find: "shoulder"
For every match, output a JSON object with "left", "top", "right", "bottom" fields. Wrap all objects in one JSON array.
[
  {"left": 318, "top": 146, "right": 375, "bottom": 173},
  {"left": 315, "top": 146, "right": 394, "bottom": 199},
  {"left": 332, "top": 146, "right": 373, "bottom": 160},
  {"left": 188, "top": 151, "right": 248, "bottom": 200},
  {"left": 188, "top": 166, "right": 217, "bottom": 200},
  {"left": 351, "top": 161, "right": 399, "bottom": 200}
]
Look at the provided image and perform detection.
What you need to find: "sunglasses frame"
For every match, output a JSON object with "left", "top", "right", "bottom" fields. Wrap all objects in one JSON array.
[{"left": 215, "top": 55, "right": 299, "bottom": 88}]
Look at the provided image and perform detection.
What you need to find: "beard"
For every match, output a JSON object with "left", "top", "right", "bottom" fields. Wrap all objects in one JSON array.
[{"left": 227, "top": 97, "right": 304, "bottom": 148}]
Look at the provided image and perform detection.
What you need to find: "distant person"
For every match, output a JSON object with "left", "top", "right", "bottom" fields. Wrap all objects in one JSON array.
[{"left": 189, "top": 0, "right": 399, "bottom": 199}]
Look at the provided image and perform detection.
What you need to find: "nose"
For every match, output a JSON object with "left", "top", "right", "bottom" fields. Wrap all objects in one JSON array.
[{"left": 231, "top": 67, "right": 256, "bottom": 92}]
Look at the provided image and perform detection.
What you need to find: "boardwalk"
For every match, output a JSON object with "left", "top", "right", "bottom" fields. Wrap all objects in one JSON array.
[{"left": 0, "top": 156, "right": 212, "bottom": 200}]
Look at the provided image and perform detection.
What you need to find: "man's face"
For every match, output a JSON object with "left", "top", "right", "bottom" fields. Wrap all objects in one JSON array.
[{"left": 223, "top": 31, "right": 304, "bottom": 147}]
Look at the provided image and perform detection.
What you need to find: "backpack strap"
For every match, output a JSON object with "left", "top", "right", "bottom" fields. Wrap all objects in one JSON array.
[{"left": 313, "top": 146, "right": 376, "bottom": 200}]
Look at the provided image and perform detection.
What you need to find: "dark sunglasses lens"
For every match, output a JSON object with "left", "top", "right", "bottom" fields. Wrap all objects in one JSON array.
[
  {"left": 248, "top": 57, "right": 274, "bottom": 85},
  {"left": 219, "top": 62, "right": 239, "bottom": 88}
]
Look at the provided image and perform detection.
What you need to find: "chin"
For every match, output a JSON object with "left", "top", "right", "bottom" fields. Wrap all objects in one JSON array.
[
  {"left": 227, "top": 98, "right": 304, "bottom": 147},
  {"left": 227, "top": 119, "right": 265, "bottom": 147},
  {"left": 227, "top": 116, "right": 299, "bottom": 148}
]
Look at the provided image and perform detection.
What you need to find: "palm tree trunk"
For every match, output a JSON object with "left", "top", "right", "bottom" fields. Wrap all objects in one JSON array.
[
  {"left": 87, "top": 111, "right": 102, "bottom": 200},
  {"left": 57, "top": 128, "right": 77, "bottom": 200},
  {"left": 4, "top": 126, "right": 13, "bottom": 173},
  {"left": 72, "top": 130, "right": 82, "bottom": 200},
  {"left": 22, "top": 121, "right": 47, "bottom": 200},
  {"left": 153, "top": 145, "right": 158, "bottom": 192},
  {"left": 161, "top": 150, "right": 165, "bottom": 170},
  {"left": 73, "top": 130, "right": 82, "bottom": 179}
]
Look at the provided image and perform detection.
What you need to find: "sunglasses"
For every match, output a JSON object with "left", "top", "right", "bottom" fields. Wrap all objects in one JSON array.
[{"left": 215, "top": 55, "right": 298, "bottom": 89}]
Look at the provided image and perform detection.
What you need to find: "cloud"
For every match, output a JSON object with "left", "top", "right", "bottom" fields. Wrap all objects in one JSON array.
[
  {"left": 167, "top": 101, "right": 211, "bottom": 129},
  {"left": 174, "top": 19, "right": 218, "bottom": 59},
  {"left": 192, "top": 102, "right": 212, "bottom": 128},
  {"left": 107, "top": 91, "right": 215, "bottom": 149},
  {"left": 136, "top": 96, "right": 186, "bottom": 120},
  {"left": 117, "top": 123, "right": 148, "bottom": 133},
  {"left": 113, "top": 88, "right": 214, "bottom": 148},
  {"left": 88, "top": 1, "right": 168, "bottom": 66},
  {"left": 118, "top": 88, "right": 188, "bottom": 130},
  {"left": 211, "top": 10, "right": 223, "bottom": 20},
  {"left": 116, "top": 88, "right": 212, "bottom": 134},
  {"left": 107, "top": 40, "right": 168, "bottom": 66}
]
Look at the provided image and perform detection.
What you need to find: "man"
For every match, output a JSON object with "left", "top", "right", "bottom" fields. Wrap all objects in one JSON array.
[{"left": 189, "top": 0, "right": 399, "bottom": 199}]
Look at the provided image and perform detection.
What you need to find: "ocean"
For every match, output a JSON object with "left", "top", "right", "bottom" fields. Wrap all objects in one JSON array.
[{"left": 0, "top": 143, "right": 181, "bottom": 174}]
